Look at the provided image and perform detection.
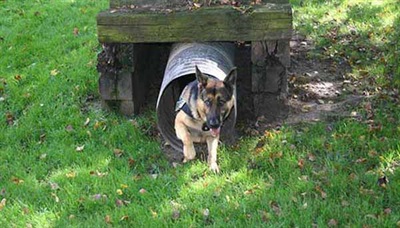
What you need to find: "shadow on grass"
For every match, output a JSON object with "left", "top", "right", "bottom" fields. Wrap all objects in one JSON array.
[{"left": 292, "top": 0, "right": 399, "bottom": 88}]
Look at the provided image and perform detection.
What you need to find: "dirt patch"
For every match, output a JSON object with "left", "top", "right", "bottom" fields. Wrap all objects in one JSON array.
[
  {"left": 235, "top": 32, "right": 368, "bottom": 135},
  {"left": 283, "top": 32, "right": 365, "bottom": 125}
]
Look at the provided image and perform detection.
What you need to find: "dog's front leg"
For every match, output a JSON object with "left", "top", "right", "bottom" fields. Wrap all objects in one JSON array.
[
  {"left": 175, "top": 119, "right": 196, "bottom": 162},
  {"left": 206, "top": 136, "right": 220, "bottom": 173}
]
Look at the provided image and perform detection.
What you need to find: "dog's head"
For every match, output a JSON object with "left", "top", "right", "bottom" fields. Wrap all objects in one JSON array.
[{"left": 195, "top": 66, "right": 236, "bottom": 137}]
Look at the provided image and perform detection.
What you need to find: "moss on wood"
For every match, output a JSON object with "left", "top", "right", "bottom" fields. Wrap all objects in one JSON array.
[{"left": 97, "top": 5, "right": 292, "bottom": 43}]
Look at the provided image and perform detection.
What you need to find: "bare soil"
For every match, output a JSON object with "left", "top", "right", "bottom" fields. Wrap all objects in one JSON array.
[{"left": 284, "top": 32, "right": 364, "bottom": 125}]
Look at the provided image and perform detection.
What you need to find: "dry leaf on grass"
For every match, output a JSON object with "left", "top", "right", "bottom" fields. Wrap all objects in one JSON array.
[{"left": 76, "top": 145, "right": 85, "bottom": 152}]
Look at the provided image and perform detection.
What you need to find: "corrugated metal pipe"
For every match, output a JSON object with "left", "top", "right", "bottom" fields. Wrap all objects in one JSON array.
[{"left": 156, "top": 42, "right": 236, "bottom": 152}]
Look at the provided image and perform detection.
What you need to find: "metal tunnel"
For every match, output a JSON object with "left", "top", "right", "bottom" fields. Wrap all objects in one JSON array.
[{"left": 156, "top": 42, "right": 237, "bottom": 152}]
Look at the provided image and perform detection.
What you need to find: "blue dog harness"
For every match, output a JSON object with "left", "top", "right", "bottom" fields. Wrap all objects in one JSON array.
[{"left": 176, "top": 97, "right": 210, "bottom": 132}]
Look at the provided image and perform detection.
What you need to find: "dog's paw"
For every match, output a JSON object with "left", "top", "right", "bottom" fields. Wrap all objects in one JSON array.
[
  {"left": 209, "top": 163, "right": 220, "bottom": 173},
  {"left": 182, "top": 148, "right": 196, "bottom": 163},
  {"left": 183, "top": 154, "right": 195, "bottom": 163}
]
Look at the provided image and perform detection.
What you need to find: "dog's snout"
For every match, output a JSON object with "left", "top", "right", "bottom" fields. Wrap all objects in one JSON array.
[{"left": 208, "top": 118, "right": 221, "bottom": 129}]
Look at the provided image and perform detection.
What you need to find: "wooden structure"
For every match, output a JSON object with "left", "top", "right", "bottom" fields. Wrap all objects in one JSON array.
[{"left": 97, "top": 0, "right": 292, "bottom": 121}]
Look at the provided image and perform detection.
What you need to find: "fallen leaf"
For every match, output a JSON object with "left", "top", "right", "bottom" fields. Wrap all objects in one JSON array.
[
  {"left": 261, "top": 210, "right": 270, "bottom": 222},
  {"left": 92, "top": 194, "right": 102, "bottom": 200},
  {"left": 355, "top": 158, "right": 367, "bottom": 164},
  {"left": 94, "top": 121, "right": 104, "bottom": 130},
  {"left": 116, "top": 189, "right": 123, "bottom": 195},
  {"left": 368, "top": 150, "right": 378, "bottom": 157},
  {"left": 328, "top": 218, "right": 338, "bottom": 227},
  {"left": 203, "top": 208, "right": 210, "bottom": 217},
  {"left": 65, "top": 125, "right": 74, "bottom": 132},
  {"left": 150, "top": 208, "right": 158, "bottom": 218},
  {"left": 307, "top": 153, "right": 316, "bottom": 162},
  {"left": 365, "top": 214, "right": 377, "bottom": 219},
  {"left": 359, "top": 187, "right": 375, "bottom": 196},
  {"left": 348, "top": 173, "right": 357, "bottom": 180},
  {"left": 66, "top": 171, "right": 76, "bottom": 178},
  {"left": 115, "top": 199, "right": 131, "bottom": 207},
  {"left": 193, "top": 2, "right": 202, "bottom": 8},
  {"left": 341, "top": 200, "right": 350, "bottom": 207},
  {"left": 49, "top": 182, "right": 60, "bottom": 190},
  {"left": 73, "top": 27, "right": 79, "bottom": 36},
  {"left": 270, "top": 201, "right": 281, "bottom": 216},
  {"left": 6, "top": 112, "right": 14, "bottom": 125},
  {"left": 269, "top": 151, "right": 283, "bottom": 160},
  {"left": 298, "top": 159, "right": 305, "bottom": 169},
  {"left": 132, "top": 175, "right": 142, "bottom": 181},
  {"left": 130, "top": 119, "right": 139, "bottom": 128},
  {"left": 39, "top": 134, "right": 46, "bottom": 143},
  {"left": 76, "top": 145, "right": 85, "bottom": 152},
  {"left": 377, "top": 176, "right": 388, "bottom": 188},
  {"left": 50, "top": 69, "right": 59, "bottom": 76},
  {"left": 51, "top": 193, "right": 59, "bottom": 203},
  {"left": 12, "top": 177, "right": 24, "bottom": 184},
  {"left": 128, "top": 158, "right": 135, "bottom": 167},
  {"left": 22, "top": 207, "right": 30, "bottom": 214},
  {"left": 139, "top": 188, "right": 147, "bottom": 194},
  {"left": 90, "top": 170, "right": 108, "bottom": 177},
  {"left": 172, "top": 209, "right": 180, "bottom": 220},
  {"left": 120, "top": 215, "right": 129, "bottom": 221},
  {"left": 384, "top": 208, "right": 391, "bottom": 215},
  {"left": 40, "top": 153, "right": 47, "bottom": 160},
  {"left": 114, "top": 149, "right": 123, "bottom": 157},
  {"left": 298, "top": 175, "right": 309, "bottom": 182},
  {"left": 83, "top": 118, "right": 90, "bottom": 127},
  {"left": 105, "top": 215, "right": 112, "bottom": 224},
  {"left": 120, "top": 184, "right": 128, "bottom": 189},
  {"left": 0, "top": 198, "right": 6, "bottom": 211},
  {"left": 318, "top": 188, "right": 327, "bottom": 199},
  {"left": 254, "top": 138, "right": 266, "bottom": 151}
]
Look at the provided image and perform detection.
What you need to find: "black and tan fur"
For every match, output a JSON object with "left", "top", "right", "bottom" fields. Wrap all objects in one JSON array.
[{"left": 175, "top": 66, "right": 237, "bottom": 173}]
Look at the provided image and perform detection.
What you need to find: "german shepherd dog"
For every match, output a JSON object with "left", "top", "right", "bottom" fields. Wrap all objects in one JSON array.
[{"left": 174, "top": 66, "right": 237, "bottom": 173}]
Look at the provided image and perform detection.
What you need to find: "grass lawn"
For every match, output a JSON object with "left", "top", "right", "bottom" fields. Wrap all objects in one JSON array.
[{"left": 1, "top": 0, "right": 399, "bottom": 227}]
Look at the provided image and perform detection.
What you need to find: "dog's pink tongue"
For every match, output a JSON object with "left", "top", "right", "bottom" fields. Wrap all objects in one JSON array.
[{"left": 210, "top": 127, "right": 221, "bottom": 137}]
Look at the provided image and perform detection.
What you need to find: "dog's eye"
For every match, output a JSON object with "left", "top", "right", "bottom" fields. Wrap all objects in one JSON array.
[{"left": 204, "top": 100, "right": 211, "bottom": 106}]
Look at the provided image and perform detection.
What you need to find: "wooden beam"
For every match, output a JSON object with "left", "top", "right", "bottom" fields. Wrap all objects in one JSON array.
[
  {"left": 97, "top": 5, "right": 292, "bottom": 43},
  {"left": 110, "top": 0, "right": 289, "bottom": 8}
]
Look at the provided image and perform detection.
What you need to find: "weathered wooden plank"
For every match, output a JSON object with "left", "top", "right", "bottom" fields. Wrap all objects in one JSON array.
[
  {"left": 110, "top": 0, "right": 289, "bottom": 8},
  {"left": 111, "top": 0, "right": 185, "bottom": 8},
  {"left": 97, "top": 5, "right": 292, "bottom": 43}
]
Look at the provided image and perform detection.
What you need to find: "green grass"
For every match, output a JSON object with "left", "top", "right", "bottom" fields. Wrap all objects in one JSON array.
[{"left": 0, "top": 0, "right": 399, "bottom": 227}]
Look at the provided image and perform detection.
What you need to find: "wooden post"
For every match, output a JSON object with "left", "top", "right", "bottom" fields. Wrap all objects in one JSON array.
[
  {"left": 251, "top": 40, "right": 289, "bottom": 121},
  {"left": 97, "top": 43, "right": 137, "bottom": 115}
]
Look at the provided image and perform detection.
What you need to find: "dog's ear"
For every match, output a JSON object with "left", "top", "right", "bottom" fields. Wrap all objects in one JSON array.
[
  {"left": 196, "top": 66, "right": 208, "bottom": 88},
  {"left": 224, "top": 67, "right": 237, "bottom": 87}
]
